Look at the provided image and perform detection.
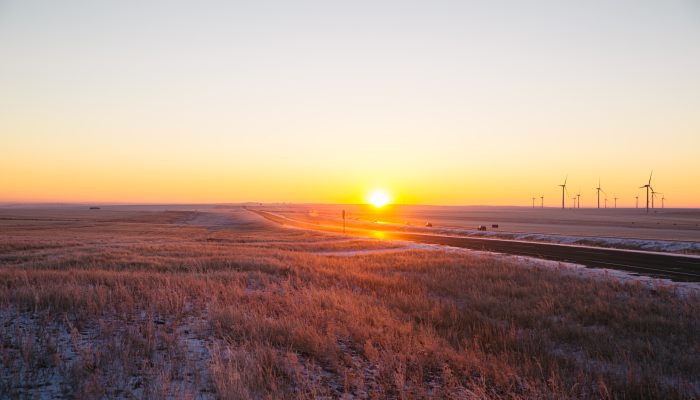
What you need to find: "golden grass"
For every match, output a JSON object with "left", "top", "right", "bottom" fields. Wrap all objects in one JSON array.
[{"left": 1, "top": 208, "right": 698, "bottom": 399}]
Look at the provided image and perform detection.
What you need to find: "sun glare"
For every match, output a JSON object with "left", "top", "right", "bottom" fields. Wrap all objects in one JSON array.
[{"left": 368, "top": 190, "right": 391, "bottom": 208}]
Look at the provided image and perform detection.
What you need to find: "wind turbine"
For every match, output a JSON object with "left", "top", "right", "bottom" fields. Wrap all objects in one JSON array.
[
  {"left": 558, "top": 175, "right": 568, "bottom": 209},
  {"left": 662, "top": 195, "right": 665, "bottom": 209},
  {"left": 540, "top": 195, "right": 544, "bottom": 208},
  {"left": 652, "top": 190, "right": 662, "bottom": 209},
  {"left": 614, "top": 196, "right": 618, "bottom": 209},
  {"left": 639, "top": 171, "right": 653, "bottom": 213},
  {"left": 605, "top": 197, "right": 608, "bottom": 208},
  {"left": 595, "top": 179, "right": 606, "bottom": 209},
  {"left": 635, "top": 194, "right": 639, "bottom": 209},
  {"left": 571, "top": 196, "right": 577, "bottom": 209},
  {"left": 577, "top": 189, "right": 581, "bottom": 209},
  {"left": 532, "top": 197, "right": 536, "bottom": 208}
]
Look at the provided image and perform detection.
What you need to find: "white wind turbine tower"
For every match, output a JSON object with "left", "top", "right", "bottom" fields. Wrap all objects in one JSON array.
[
  {"left": 639, "top": 171, "right": 654, "bottom": 213},
  {"left": 652, "top": 189, "right": 662, "bottom": 209},
  {"left": 576, "top": 189, "right": 581, "bottom": 209},
  {"left": 558, "top": 175, "right": 568, "bottom": 209},
  {"left": 595, "top": 179, "right": 606, "bottom": 209}
]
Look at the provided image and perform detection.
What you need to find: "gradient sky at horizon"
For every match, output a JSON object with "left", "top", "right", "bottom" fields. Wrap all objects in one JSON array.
[{"left": 2, "top": 0, "right": 699, "bottom": 206}]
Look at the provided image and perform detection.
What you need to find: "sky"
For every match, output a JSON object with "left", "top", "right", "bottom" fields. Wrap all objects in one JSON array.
[{"left": 2, "top": 0, "right": 699, "bottom": 207}]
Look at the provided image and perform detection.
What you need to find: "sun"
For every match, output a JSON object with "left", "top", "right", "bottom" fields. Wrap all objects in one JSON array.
[{"left": 368, "top": 190, "right": 391, "bottom": 208}]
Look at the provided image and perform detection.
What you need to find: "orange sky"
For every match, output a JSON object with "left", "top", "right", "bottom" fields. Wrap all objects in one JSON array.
[{"left": 2, "top": 1, "right": 699, "bottom": 207}]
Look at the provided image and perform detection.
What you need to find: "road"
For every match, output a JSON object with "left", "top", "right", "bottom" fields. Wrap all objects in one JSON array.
[{"left": 252, "top": 209, "right": 700, "bottom": 282}]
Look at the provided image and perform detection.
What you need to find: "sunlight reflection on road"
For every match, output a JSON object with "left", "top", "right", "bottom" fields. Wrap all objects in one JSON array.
[{"left": 371, "top": 230, "right": 386, "bottom": 240}]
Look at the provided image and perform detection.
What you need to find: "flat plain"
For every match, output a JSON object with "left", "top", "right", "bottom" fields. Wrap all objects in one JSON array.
[
  {"left": 257, "top": 204, "right": 700, "bottom": 253},
  {"left": 1, "top": 205, "right": 699, "bottom": 399}
]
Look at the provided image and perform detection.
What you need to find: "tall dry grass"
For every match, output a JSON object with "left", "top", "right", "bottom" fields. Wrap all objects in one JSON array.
[{"left": 0, "top": 208, "right": 698, "bottom": 399}]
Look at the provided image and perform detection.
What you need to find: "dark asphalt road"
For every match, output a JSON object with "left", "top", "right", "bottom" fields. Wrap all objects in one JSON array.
[{"left": 253, "top": 210, "right": 700, "bottom": 282}]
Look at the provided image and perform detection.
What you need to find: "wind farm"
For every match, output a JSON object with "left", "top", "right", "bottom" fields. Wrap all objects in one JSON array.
[{"left": 530, "top": 172, "right": 670, "bottom": 211}]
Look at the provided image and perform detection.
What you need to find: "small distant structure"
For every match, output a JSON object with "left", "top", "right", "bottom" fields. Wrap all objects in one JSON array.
[
  {"left": 639, "top": 171, "right": 654, "bottom": 213},
  {"left": 477, "top": 225, "right": 487, "bottom": 231},
  {"left": 89, "top": 206, "right": 101, "bottom": 210},
  {"left": 558, "top": 175, "right": 568, "bottom": 209},
  {"left": 491, "top": 224, "right": 499, "bottom": 228},
  {"left": 425, "top": 222, "right": 433, "bottom": 227},
  {"left": 652, "top": 189, "right": 662, "bottom": 209},
  {"left": 576, "top": 191, "right": 581, "bottom": 209},
  {"left": 595, "top": 179, "right": 606, "bottom": 209}
]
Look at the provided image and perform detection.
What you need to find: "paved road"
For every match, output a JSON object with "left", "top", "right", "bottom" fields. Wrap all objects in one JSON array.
[{"left": 252, "top": 209, "right": 700, "bottom": 282}]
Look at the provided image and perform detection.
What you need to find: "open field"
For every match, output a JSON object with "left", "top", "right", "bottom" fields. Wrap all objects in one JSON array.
[
  {"left": 252, "top": 209, "right": 700, "bottom": 283},
  {"left": 1, "top": 206, "right": 700, "bottom": 399},
  {"left": 255, "top": 204, "right": 700, "bottom": 254}
]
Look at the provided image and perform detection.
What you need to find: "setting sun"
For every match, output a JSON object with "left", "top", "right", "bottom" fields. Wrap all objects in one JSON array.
[{"left": 368, "top": 190, "right": 391, "bottom": 208}]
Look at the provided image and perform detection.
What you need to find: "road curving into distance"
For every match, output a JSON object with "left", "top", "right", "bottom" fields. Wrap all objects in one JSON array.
[{"left": 251, "top": 209, "right": 700, "bottom": 283}]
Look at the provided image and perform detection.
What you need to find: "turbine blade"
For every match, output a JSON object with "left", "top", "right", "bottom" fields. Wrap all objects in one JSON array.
[{"left": 648, "top": 170, "right": 653, "bottom": 184}]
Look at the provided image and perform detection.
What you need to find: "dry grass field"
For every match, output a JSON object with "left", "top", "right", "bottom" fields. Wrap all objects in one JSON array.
[{"left": 1, "top": 206, "right": 699, "bottom": 399}]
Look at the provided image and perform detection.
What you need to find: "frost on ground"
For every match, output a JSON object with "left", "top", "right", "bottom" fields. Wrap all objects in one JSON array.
[
  {"left": 408, "top": 242, "right": 700, "bottom": 295},
  {"left": 2, "top": 208, "right": 700, "bottom": 399},
  {"left": 511, "top": 254, "right": 700, "bottom": 295},
  {"left": 420, "top": 226, "right": 700, "bottom": 254},
  {"left": 0, "top": 306, "right": 216, "bottom": 399}
]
